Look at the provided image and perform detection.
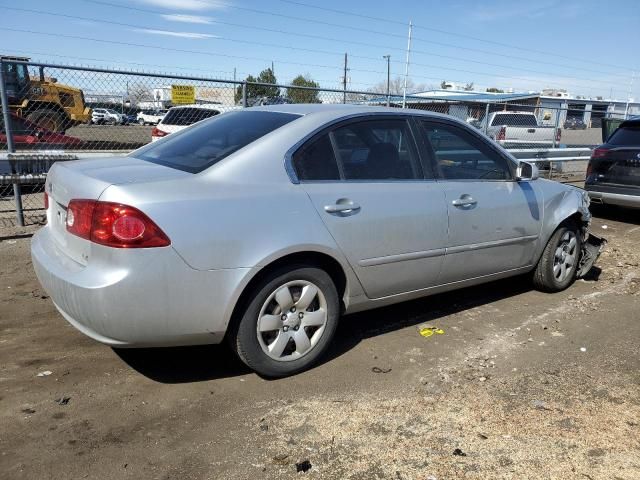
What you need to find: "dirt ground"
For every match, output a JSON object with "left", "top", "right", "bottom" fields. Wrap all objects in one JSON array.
[{"left": 1, "top": 206, "right": 639, "bottom": 480}]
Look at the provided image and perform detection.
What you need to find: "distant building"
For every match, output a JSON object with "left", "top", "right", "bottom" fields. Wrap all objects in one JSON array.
[{"left": 367, "top": 87, "right": 640, "bottom": 128}]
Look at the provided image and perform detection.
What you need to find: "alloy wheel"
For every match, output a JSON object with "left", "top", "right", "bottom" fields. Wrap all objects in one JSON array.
[{"left": 256, "top": 280, "right": 328, "bottom": 362}]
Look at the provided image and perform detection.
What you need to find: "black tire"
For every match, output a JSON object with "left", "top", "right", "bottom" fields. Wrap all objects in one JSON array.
[
  {"left": 230, "top": 266, "right": 340, "bottom": 378},
  {"left": 26, "top": 109, "right": 68, "bottom": 133},
  {"left": 533, "top": 223, "right": 581, "bottom": 292}
]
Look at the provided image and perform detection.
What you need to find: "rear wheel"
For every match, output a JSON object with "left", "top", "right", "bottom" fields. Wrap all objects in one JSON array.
[
  {"left": 26, "top": 109, "right": 68, "bottom": 133},
  {"left": 231, "top": 266, "right": 339, "bottom": 377},
  {"left": 533, "top": 224, "right": 581, "bottom": 292}
]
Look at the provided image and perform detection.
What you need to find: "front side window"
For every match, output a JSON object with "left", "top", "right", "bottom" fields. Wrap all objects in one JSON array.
[
  {"left": 133, "top": 110, "right": 299, "bottom": 173},
  {"left": 421, "top": 121, "right": 513, "bottom": 181}
]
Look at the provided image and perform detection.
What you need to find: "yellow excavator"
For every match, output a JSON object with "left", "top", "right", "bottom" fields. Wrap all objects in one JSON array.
[{"left": 1, "top": 56, "right": 91, "bottom": 132}]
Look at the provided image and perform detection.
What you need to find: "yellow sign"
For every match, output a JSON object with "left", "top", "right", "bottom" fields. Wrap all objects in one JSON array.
[{"left": 171, "top": 85, "right": 195, "bottom": 105}]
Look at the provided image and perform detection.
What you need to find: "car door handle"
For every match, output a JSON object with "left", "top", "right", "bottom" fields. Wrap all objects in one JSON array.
[
  {"left": 324, "top": 201, "right": 361, "bottom": 215},
  {"left": 452, "top": 195, "right": 477, "bottom": 207}
]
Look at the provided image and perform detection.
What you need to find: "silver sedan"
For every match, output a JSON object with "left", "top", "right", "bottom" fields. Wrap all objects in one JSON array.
[{"left": 32, "top": 105, "right": 604, "bottom": 377}]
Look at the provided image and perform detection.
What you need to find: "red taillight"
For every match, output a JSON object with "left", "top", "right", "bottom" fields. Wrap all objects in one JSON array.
[
  {"left": 66, "top": 200, "right": 170, "bottom": 248},
  {"left": 591, "top": 147, "right": 609, "bottom": 159},
  {"left": 44, "top": 192, "right": 49, "bottom": 210},
  {"left": 151, "top": 126, "right": 168, "bottom": 138},
  {"left": 555, "top": 128, "right": 561, "bottom": 142},
  {"left": 496, "top": 126, "right": 506, "bottom": 141},
  {"left": 66, "top": 199, "right": 96, "bottom": 240}
]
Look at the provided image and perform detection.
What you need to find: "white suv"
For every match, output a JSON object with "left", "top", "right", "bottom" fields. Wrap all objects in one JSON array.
[
  {"left": 137, "top": 109, "right": 167, "bottom": 126},
  {"left": 91, "top": 108, "right": 125, "bottom": 125}
]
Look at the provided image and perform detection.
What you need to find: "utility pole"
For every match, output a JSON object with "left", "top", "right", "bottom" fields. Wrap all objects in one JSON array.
[
  {"left": 625, "top": 71, "right": 635, "bottom": 119},
  {"left": 402, "top": 21, "right": 413, "bottom": 109},
  {"left": 271, "top": 61, "right": 274, "bottom": 76},
  {"left": 233, "top": 67, "right": 236, "bottom": 83},
  {"left": 383, "top": 54, "right": 391, "bottom": 107},
  {"left": 343, "top": 53, "right": 348, "bottom": 104}
]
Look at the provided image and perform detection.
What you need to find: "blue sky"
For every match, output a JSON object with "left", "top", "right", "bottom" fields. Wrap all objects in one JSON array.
[{"left": 2, "top": 0, "right": 639, "bottom": 99}]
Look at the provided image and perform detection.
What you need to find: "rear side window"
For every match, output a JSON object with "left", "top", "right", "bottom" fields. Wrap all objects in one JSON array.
[
  {"left": 133, "top": 111, "right": 299, "bottom": 173},
  {"left": 293, "top": 118, "right": 422, "bottom": 181},
  {"left": 491, "top": 114, "right": 538, "bottom": 127},
  {"left": 293, "top": 134, "right": 340, "bottom": 181},
  {"left": 333, "top": 120, "right": 421, "bottom": 180},
  {"left": 161, "top": 108, "right": 220, "bottom": 126},
  {"left": 608, "top": 125, "right": 640, "bottom": 146}
]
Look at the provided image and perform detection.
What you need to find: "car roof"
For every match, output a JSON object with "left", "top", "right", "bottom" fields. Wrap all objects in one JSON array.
[
  {"left": 167, "top": 104, "right": 239, "bottom": 112},
  {"left": 248, "top": 103, "right": 455, "bottom": 121},
  {"left": 619, "top": 119, "right": 640, "bottom": 128}
]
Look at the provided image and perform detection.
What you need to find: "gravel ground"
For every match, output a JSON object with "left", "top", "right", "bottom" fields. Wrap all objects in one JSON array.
[{"left": 0, "top": 206, "right": 639, "bottom": 480}]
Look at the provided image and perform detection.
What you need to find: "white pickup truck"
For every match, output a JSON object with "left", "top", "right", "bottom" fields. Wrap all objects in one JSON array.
[{"left": 481, "top": 111, "right": 560, "bottom": 148}]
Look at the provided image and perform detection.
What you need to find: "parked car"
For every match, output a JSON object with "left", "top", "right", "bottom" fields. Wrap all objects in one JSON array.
[
  {"left": 32, "top": 105, "right": 604, "bottom": 377},
  {"left": 1, "top": 113, "right": 83, "bottom": 148},
  {"left": 123, "top": 113, "right": 138, "bottom": 125},
  {"left": 480, "top": 111, "right": 561, "bottom": 147},
  {"left": 564, "top": 118, "right": 587, "bottom": 130},
  {"left": 91, "top": 108, "right": 125, "bottom": 125},
  {"left": 585, "top": 118, "right": 640, "bottom": 208},
  {"left": 151, "top": 105, "right": 239, "bottom": 141},
  {"left": 137, "top": 109, "right": 167, "bottom": 126}
]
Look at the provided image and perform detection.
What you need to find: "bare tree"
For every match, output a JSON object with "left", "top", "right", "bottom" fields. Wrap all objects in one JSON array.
[
  {"left": 370, "top": 76, "right": 427, "bottom": 96},
  {"left": 127, "top": 83, "right": 153, "bottom": 106}
]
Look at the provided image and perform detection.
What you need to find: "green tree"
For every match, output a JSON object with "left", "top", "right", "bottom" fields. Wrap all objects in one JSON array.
[
  {"left": 286, "top": 75, "right": 320, "bottom": 103},
  {"left": 486, "top": 87, "right": 505, "bottom": 93},
  {"left": 235, "top": 68, "right": 280, "bottom": 104}
]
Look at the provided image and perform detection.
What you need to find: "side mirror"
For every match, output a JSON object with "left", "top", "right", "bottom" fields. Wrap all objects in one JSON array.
[{"left": 517, "top": 161, "right": 539, "bottom": 181}]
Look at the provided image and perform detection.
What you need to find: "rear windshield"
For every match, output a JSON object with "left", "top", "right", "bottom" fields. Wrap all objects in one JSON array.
[
  {"left": 491, "top": 114, "right": 538, "bottom": 127},
  {"left": 161, "top": 107, "right": 221, "bottom": 126},
  {"left": 608, "top": 125, "right": 640, "bottom": 146},
  {"left": 132, "top": 110, "right": 299, "bottom": 173}
]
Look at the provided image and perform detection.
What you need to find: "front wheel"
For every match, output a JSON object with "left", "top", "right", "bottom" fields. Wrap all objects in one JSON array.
[
  {"left": 231, "top": 266, "right": 339, "bottom": 377},
  {"left": 533, "top": 224, "right": 581, "bottom": 292}
]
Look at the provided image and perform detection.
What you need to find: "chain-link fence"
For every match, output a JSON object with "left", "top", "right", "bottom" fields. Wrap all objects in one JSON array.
[{"left": 1, "top": 59, "right": 631, "bottom": 227}]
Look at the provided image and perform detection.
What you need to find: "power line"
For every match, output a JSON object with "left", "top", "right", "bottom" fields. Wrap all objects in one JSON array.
[
  {"left": 2, "top": 26, "right": 628, "bottom": 96},
  {"left": 1, "top": 5, "right": 627, "bottom": 94},
  {"left": 0, "top": 27, "right": 388, "bottom": 76},
  {"left": 82, "top": 0, "right": 629, "bottom": 78},
  {"left": 276, "top": 0, "right": 639, "bottom": 72},
  {"left": 8, "top": 48, "right": 377, "bottom": 87}
]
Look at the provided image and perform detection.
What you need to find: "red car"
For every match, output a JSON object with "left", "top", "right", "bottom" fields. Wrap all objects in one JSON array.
[{"left": 1, "top": 114, "right": 83, "bottom": 147}]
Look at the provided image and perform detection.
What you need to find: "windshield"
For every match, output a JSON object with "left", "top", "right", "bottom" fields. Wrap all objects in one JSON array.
[
  {"left": 106, "top": 109, "right": 119, "bottom": 114},
  {"left": 133, "top": 110, "right": 299, "bottom": 173},
  {"left": 491, "top": 114, "right": 538, "bottom": 127}
]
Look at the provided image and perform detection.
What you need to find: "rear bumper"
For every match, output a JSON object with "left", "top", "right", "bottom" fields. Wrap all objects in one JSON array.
[
  {"left": 31, "top": 226, "right": 251, "bottom": 347},
  {"left": 587, "top": 190, "right": 640, "bottom": 208}
]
